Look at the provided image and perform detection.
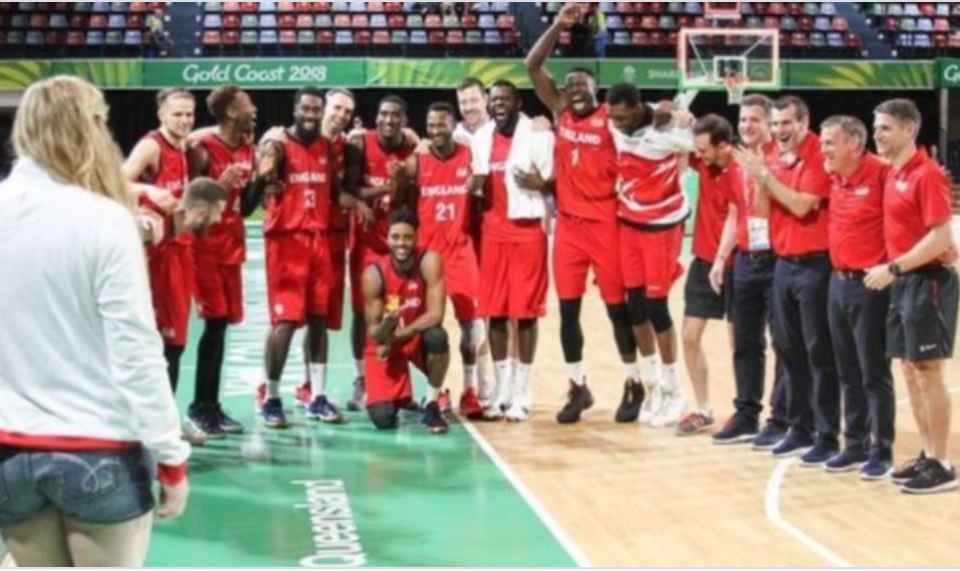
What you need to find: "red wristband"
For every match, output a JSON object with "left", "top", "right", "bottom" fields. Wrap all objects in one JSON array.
[{"left": 158, "top": 463, "right": 188, "bottom": 487}]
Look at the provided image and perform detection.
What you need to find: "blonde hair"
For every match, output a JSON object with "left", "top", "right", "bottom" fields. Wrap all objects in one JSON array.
[{"left": 13, "top": 75, "right": 132, "bottom": 210}]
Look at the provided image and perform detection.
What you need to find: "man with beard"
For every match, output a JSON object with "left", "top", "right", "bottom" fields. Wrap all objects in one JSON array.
[
  {"left": 249, "top": 87, "right": 344, "bottom": 429},
  {"left": 734, "top": 96, "right": 840, "bottom": 466},
  {"left": 527, "top": 3, "right": 645, "bottom": 426},
  {"left": 346, "top": 96, "right": 418, "bottom": 411},
  {"left": 361, "top": 209, "right": 450, "bottom": 434},
  {"left": 185, "top": 84, "right": 257, "bottom": 438}
]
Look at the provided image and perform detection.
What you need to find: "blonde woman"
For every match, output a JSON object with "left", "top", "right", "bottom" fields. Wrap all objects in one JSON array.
[{"left": 0, "top": 76, "right": 190, "bottom": 566}]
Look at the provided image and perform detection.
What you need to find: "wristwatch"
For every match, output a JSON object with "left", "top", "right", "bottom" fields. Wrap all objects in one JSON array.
[{"left": 889, "top": 263, "right": 903, "bottom": 277}]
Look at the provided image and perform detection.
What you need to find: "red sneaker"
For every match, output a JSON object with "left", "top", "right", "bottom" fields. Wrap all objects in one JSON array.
[
  {"left": 437, "top": 389, "right": 453, "bottom": 414},
  {"left": 459, "top": 387, "right": 484, "bottom": 420},
  {"left": 295, "top": 381, "right": 312, "bottom": 408}
]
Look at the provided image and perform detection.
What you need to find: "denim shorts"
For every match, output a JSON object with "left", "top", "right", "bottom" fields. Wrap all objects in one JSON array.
[{"left": 0, "top": 447, "right": 156, "bottom": 527}]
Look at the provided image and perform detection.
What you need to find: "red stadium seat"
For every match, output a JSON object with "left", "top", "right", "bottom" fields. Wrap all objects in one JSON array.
[
  {"left": 277, "top": 2, "right": 294, "bottom": 12},
  {"left": 294, "top": 2, "right": 312, "bottom": 13},
  {"left": 203, "top": 30, "right": 221, "bottom": 44},
  {"left": 317, "top": 29, "right": 333, "bottom": 43},
  {"left": 279, "top": 29, "right": 296, "bottom": 44},
  {"left": 385, "top": 2, "right": 401, "bottom": 12},
  {"left": 367, "top": 2, "right": 384, "bottom": 11},
  {"left": 497, "top": 14, "right": 514, "bottom": 29},
  {"left": 240, "top": 2, "right": 258, "bottom": 12},
  {"left": 295, "top": 14, "right": 312, "bottom": 28},
  {"left": 428, "top": 29, "right": 444, "bottom": 44},
  {"left": 425, "top": 14, "right": 441, "bottom": 28},
  {"left": 355, "top": 30, "right": 371, "bottom": 44},
  {"left": 223, "top": 14, "right": 240, "bottom": 28},
  {"left": 69, "top": 14, "right": 87, "bottom": 28},
  {"left": 223, "top": 2, "right": 241, "bottom": 13},
  {"left": 223, "top": 29, "right": 240, "bottom": 44},
  {"left": 67, "top": 30, "right": 85, "bottom": 45},
  {"left": 127, "top": 14, "right": 144, "bottom": 28},
  {"left": 616, "top": 2, "right": 634, "bottom": 13},
  {"left": 278, "top": 13, "right": 295, "bottom": 28},
  {"left": 388, "top": 13, "right": 404, "bottom": 27},
  {"left": 29, "top": 14, "right": 48, "bottom": 28},
  {"left": 372, "top": 29, "right": 390, "bottom": 43},
  {"left": 129, "top": 2, "right": 148, "bottom": 12},
  {"left": 45, "top": 31, "right": 63, "bottom": 46},
  {"left": 447, "top": 29, "right": 464, "bottom": 44},
  {"left": 89, "top": 14, "right": 107, "bottom": 28},
  {"left": 631, "top": 31, "right": 649, "bottom": 45},
  {"left": 314, "top": 2, "right": 330, "bottom": 12},
  {"left": 334, "top": 14, "right": 349, "bottom": 27},
  {"left": 352, "top": 14, "right": 369, "bottom": 27}
]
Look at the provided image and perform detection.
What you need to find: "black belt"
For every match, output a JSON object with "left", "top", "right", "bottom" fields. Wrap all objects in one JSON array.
[
  {"left": 780, "top": 251, "right": 829, "bottom": 264},
  {"left": 741, "top": 250, "right": 775, "bottom": 262},
  {"left": 836, "top": 270, "right": 867, "bottom": 281}
]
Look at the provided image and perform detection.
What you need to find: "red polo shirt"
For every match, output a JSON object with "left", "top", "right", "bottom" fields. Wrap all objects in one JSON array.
[
  {"left": 691, "top": 155, "right": 739, "bottom": 265},
  {"left": 884, "top": 149, "right": 953, "bottom": 261},
  {"left": 726, "top": 141, "right": 776, "bottom": 252},
  {"left": 828, "top": 153, "right": 889, "bottom": 271},
  {"left": 768, "top": 133, "right": 832, "bottom": 256}
]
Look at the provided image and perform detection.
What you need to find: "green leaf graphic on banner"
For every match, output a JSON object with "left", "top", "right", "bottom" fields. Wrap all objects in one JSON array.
[{"left": 0, "top": 61, "right": 52, "bottom": 90}]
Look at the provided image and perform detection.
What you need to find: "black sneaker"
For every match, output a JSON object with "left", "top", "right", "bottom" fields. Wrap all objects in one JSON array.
[
  {"left": 712, "top": 416, "right": 759, "bottom": 445},
  {"left": 187, "top": 404, "right": 226, "bottom": 440},
  {"left": 799, "top": 441, "right": 840, "bottom": 468},
  {"left": 556, "top": 381, "right": 595, "bottom": 425},
  {"left": 421, "top": 401, "right": 449, "bottom": 435},
  {"left": 615, "top": 379, "right": 646, "bottom": 423},
  {"left": 211, "top": 404, "right": 245, "bottom": 435},
  {"left": 752, "top": 422, "right": 788, "bottom": 451},
  {"left": 891, "top": 452, "right": 929, "bottom": 485},
  {"left": 901, "top": 460, "right": 959, "bottom": 495},
  {"left": 771, "top": 431, "right": 815, "bottom": 459}
]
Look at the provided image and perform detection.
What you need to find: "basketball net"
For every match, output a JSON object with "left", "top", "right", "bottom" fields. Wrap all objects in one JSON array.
[{"left": 724, "top": 73, "right": 746, "bottom": 106}]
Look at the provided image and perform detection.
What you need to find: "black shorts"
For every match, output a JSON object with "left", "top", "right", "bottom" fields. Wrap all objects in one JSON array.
[
  {"left": 684, "top": 257, "right": 734, "bottom": 321},
  {"left": 887, "top": 267, "right": 960, "bottom": 362}
]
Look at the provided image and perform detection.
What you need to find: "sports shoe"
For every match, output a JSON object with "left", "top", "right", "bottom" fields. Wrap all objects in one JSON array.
[
  {"left": 712, "top": 416, "right": 759, "bottom": 445},
  {"left": 772, "top": 431, "right": 815, "bottom": 459},
  {"left": 211, "top": 404, "right": 245, "bottom": 435},
  {"left": 478, "top": 377, "right": 494, "bottom": 409},
  {"left": 181, "top": 415, "right": 210, "bottom": 446},
  {"left": 615, "top": 379, "right": 646, "bottom": 423},
  {"left": 485, "top": 375, "right": 515, "bottom": 421},
  {"left": 421, "top": 400, "right": 449, "bottom": 434},
  {"left": 346, "top": 376, "right": 365, "bottom": 412},
  {"left": 307, "top": 395, "right": 344, "bottom": 424},
  {"left": 639, "top": 382, "right": 663, "bottom": 425},
  {"left": 556, "top": 381, "right": 594, "bottom": 425},
  {"left": 752, "top": 421, "right": 788, "bottom": 451},
  {"left": 799, "top": 441, "right": 840, "bottom": 468},
  {"left": 295, "top": 381, "right": 312, "bottom": 408},
  {"left": 459, "top": 387, "right": 484, "bottom": 420},
  {"left": 649, "top": 388, "right": 687, "bottom": 428},
  {"left": 901, "top": 461, "right": 959, "bottom": 495},
  {"left": 186, "top": 404, "right": 226, "bottom": 440},
  {"left": 437, "top": 389, "right": 453, "bottom": 414},
  {"left": 676, "top": 411, "right": 715, "bottom": 437},
  {"left": 891, "top": 452, "right": 929, "bottom": 485},
  {"left": 824, "top": 448, "right": 870, "bottom": 473},
  {"left": 261, "top": 398, "right": 289, "bottom": 429},
  {"left": 860, "top": 457, "right": 894, "bottom": 481}
]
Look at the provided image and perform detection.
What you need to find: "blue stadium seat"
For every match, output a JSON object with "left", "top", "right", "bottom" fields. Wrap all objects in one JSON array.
[
  {"left": 92, "top": 2, "right": 110, "bottom": 13},
  {"left": 205, "top": 2, "right": 223, "bottom": 12},
  {"left": 391, "top": 29, "right": 408, "bottom": 44},
  {"left": 204, "top": 14, "right": 222, "bottom": 28},
  {"left": 50, "top": 14, "right": 68, "bottom": 28},
  {"left": 242, "top": 30, "right": 259, "bottom": 44},
  {"left": 316, "top": 14, "right": 332, "bottom": 27},
  {"left": 259, "top": 2, "right": 277, "bottom": 12},
  {"left": 335, "top": 29, "right": 352, "bottom": 44},
  {"left": 124, "top": 30, "right": 143, "bottom": 45},
  {"left": 371, "top": 14, "right": 388, "bottom": 27},
  {"left": 261, "top": 29, "right": 278, "bottom": 43},
  {"left": 260, "top": 14, "right": 277, "bottom": 27},
  {"left": 483, "top": 29, "right": 501, "bottom": 44},
  {"left": 26, "top": 30, "right": 43, "bottom": 46},
  {"left": 411, "top": 29, "right": 427, "bottom": 44},
  {"left": 108, "top": 14, "right": 126, "bottom": 28},
  {"left": 241, "top": 14, "right": 258, "bottom": 28}
]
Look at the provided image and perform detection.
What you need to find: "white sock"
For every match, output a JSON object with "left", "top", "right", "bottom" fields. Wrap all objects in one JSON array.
[
  {"left": 515, "top": 363, "right": 533, "bottom": 401},
  {"left": 643, "top": 356, "right": 661, "bottom": 385},
  {"left": 267, "top": 380, "right": 281, "bottom": 399},
  {"left": 940, "top": 459, "right": 953, "bottom": 471},
  {"left": 510, "top": 358, "right": 519, "bottom": 382},
  {"left": 622, "top": 362, "right": 640, "bottom": 382},
  {"left": 567, "top": 362, "right": 585, "bottom": 385},
  {"left": 464, "top": 365, "right": 477, "bottom": 391},
  {"left": 494, "top": 360, "right": 511, "bottom": 401},
  {"left": 426, "top": 385, "right": 441, "bottom": 403},
  {"left": 309, "top": 364, "right": 326, "bottom": 397},
  {"left": 662, "top": 363, "right": 679, "bottom": 392},
  {"left": 354, "top": 359, "right": 364, "bottom": 379}
]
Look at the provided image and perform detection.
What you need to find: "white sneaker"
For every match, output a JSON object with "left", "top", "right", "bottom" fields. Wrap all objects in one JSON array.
[
  {"left": 505, "top": 373, "right": 531, "bottom": 422},
  {"left": 478, "top": 377, "right": 494, "bottom": 409},
  {"left": 649, "top": 388, "right": 687, "bottom": 428},
  {"left": 346, "top": 376, "right": 365, "bottom": 412},
  {"left": 484, "top": 375, "right": 514, "bottom": 420},
  {"left": 181, "top": 417, "right": 208, "bottom": 447},
  {"left": 639, "top": 382, "right": 663, "bottom": 425}
]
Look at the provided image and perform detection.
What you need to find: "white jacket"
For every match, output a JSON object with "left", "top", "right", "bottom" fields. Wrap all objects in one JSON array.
[
  {"left": 0, "top": 159, "right": 189, "bottom": 471},
  {"left": 474, "top": 114, "right": 554, "bottom": 220}
]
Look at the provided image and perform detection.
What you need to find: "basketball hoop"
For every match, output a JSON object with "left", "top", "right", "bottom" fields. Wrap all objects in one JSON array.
[{"left": 724, "top": 73, "right": 746, "bottom": 105}]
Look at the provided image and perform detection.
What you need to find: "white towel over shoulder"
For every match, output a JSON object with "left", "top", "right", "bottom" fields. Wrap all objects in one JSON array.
[{"left": 473, "top": 114, "right": 555, "bottom": 220}]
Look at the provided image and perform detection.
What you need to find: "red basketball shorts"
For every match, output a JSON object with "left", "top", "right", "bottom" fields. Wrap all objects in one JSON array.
[
  {"left": 478, "top": 234, "right": 548, "bottom": 320},
  {"left": 364, "top": 337, "right": 424, "bottom": 406},
  {"left": 553, "top": 214, "right": 625, "bottom": 305},
  {"left": 619, "top": 223, "right": 685, "bottom": 300},
  {"left": 148, "top": 243, "right": 193, "bottom": 348},
  {"left": 265, "top": 230, "right": 332, "bottom": 327}
]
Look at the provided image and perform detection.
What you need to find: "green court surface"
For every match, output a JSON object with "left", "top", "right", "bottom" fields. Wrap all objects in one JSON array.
[{"left": 145, "top": 227, "right": 580, "bottom": 568}]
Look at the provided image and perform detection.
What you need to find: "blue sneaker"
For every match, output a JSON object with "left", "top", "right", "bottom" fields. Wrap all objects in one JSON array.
[
  {"left": 712, "top": 416, "right": 759, "bottom": 445},
  {"left": 860, "top": 458, "right": 894, "bottom": 481},
  {"left": 261, "top": 398, "right": 289, "bottom": 429},
  {"left": 800, "top": 441, "right": 840, "bottom": 467},
  {"left": 307, "top": 395, "right": 344, "bottom": 424},
  {"left": 772, "top": 431, "right": 815, "bottom": 459},
  {"left": 421, "top": 401, "right": 449, "bottom": 435},
  {"left": 752, "top": 422, "right": 788, "bottom": 451},
  {"left": 823, "top": 448, "right": 869, "bottom": 473}
]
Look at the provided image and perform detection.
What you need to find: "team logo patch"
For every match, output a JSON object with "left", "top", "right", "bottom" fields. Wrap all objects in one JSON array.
[
  {"left": 854, "top": 185, "right": 871, "bottom": 197},
  {"left": 896, "top": 180, "right": 909, "bottom": 193},
  {"left": 456, "top": 167, "right": 469, "bottom": 178},
  {"left": 274, "top": 304, "right": 285, "bottom": 316},
  {"left": 591, "top": 118, "right": 604, "bottom": 128}
]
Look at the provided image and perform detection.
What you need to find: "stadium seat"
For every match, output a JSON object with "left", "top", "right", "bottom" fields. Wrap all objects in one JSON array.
[
  {"left": 390, "top": 29, "right": 408, "bottom": 43},
  {"left": 69, "top": 15, "right": 87, "bottom": 28},
  {"left": 371, "top": 14, "right": 387, "bottom": 28},
  {"left": 260, "top": 14, "right": 278, "bottom": 27},
  {"left": 261, "top": 29, "right": 278, "bottom": 43},
  {"left": 355, "top": 30, "right": 371, "bottom": 44},
  {"left": 279, "top": 29, "right": 295, "bottom": 44},
  {"left": 240, "top": 2, "right": 258, "bottom": 12},
  {"left": 447, "top": 29, "right": 464, "bottom": 44},
  {"left": 296, "top": 14, "right": 312, "bottom": 28},
  {"left": 335, "top": 29, "right": 352, "bottom": 44},
  {"left": 91, "top": 2, "right": 110, "bottom": 13},
  {"left": 105, "top": 30, "right": 122, "bottom": 45},
  {"left": 388, "top": 13, "right": 405, "bottom": 28},
  {"left": 240, "top": 30, "right": 258, "bottom": 44},
  {"left": 67, "top": 30, "right": 85, "bottom": 45},
  {"left": 411, "top": 29, "right": 427, "bottom": 44},
  {"left": 297, "top": 29, "right": 313, "bottom": 44},
  {"left": 317, "top": 29, "right": 333, "bottom": 43},
  {"left": 223, "top": 29, "right": 240, "bottom": 44},
  {"left": 6, "top": 30, "right": 23, "bottom": 45},
  {"left": 373, "top": 29, "right": 390, "bottom": 44},
  {"left": 315, "top": 14, "right": 332, "bottom": 27},
  {"left": 205, "top": 2, "right": 223, "bottom": 12},
  {"left": 241, "top": 14, "right": 259, "bottom": 28},
  {"left": 278, "top": 14, "right": 295, "bottom": 28},
  {"left": 124, "top": 30, "right": 143, "bottom": 45},
  {"left": 351, "top": 14, "right": 369, "bottom": 28},
  {"left": 50, "top": 14, "right": 68, "bottom": 28},
  {"left": 26, "top": 30, "right": 43, "bottom": 46},
  {"left": 276, "top": 2, "right": 294, "bottom": 12},
  {"left": 259, "top": 2, "right": 277, "bottom": 12},
  {"left": 202, "top": 30, "right": 221, "bottom": 45}
]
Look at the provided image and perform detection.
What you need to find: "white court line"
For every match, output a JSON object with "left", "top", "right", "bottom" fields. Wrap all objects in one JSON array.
[
  {"left": 767, "top": 385, "right": 960, "bottom": 567},
  {"left": 461, "top": 423, "right": 595, "bottom": 568},
  {"left": 765, "top": 458, "right": 854, "bottom": 568}
]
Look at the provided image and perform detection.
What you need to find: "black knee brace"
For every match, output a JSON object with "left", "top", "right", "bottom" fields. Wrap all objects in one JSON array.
[
  {"left": 626, "top": 288, "right": 649, "bottom": 327},
  {"left": 422, "top": 327, "right": 450, "bottom": 355},
  {"left": 646, "top": 297, "right": 674, "bottom": 334},
  {"left": 606, "top": 303, "right": 637, "bottom": 356},
  {"left": 559, "top": 299, "right": 584, "bottom": 364},
  {"left": 368, "top": 402, "right": 399, "bottom": 430}
]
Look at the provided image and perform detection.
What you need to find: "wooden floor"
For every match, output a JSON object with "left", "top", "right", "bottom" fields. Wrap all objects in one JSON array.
[{"left": 474, "top": 258, "right": 960, "bottom": 568}]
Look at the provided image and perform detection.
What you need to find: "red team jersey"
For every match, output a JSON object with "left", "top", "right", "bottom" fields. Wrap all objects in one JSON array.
[
  {"left": 193, "top": 133, "right": 253, "bottom": 265},
  {"left": 355, "top": 131, "right": 415, "bottom": 254},
  {"left": 140, "top": 131, "right": 190, "bottom": 248},
  {"left": 264, "top": 135, "right": 335, "bottom": 235},
  {"left": 554, "top": 105, "right": 619, "bottom": 222},
  {"left": 364, "top": 252, "right": 429, "bottom": 406},
  {"left": 613, "top": 122, "right": 692, "bottom": 228},
  {"left": 329, "top": 133, "right": 350, "bottom": 233},
  {"left": 484, "top": 131, "right": 544, "bottom": 242},
  {"left": 727, "top": 141, "right": 777, "bottom": 252},
  {"left": 416, "top": 144, "right": 473, "bottom": 252}
]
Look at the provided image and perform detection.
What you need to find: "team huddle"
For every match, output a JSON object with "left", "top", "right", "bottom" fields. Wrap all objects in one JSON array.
[{"left": 125, "top": 7, "right": 958, "bottom": 497}]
